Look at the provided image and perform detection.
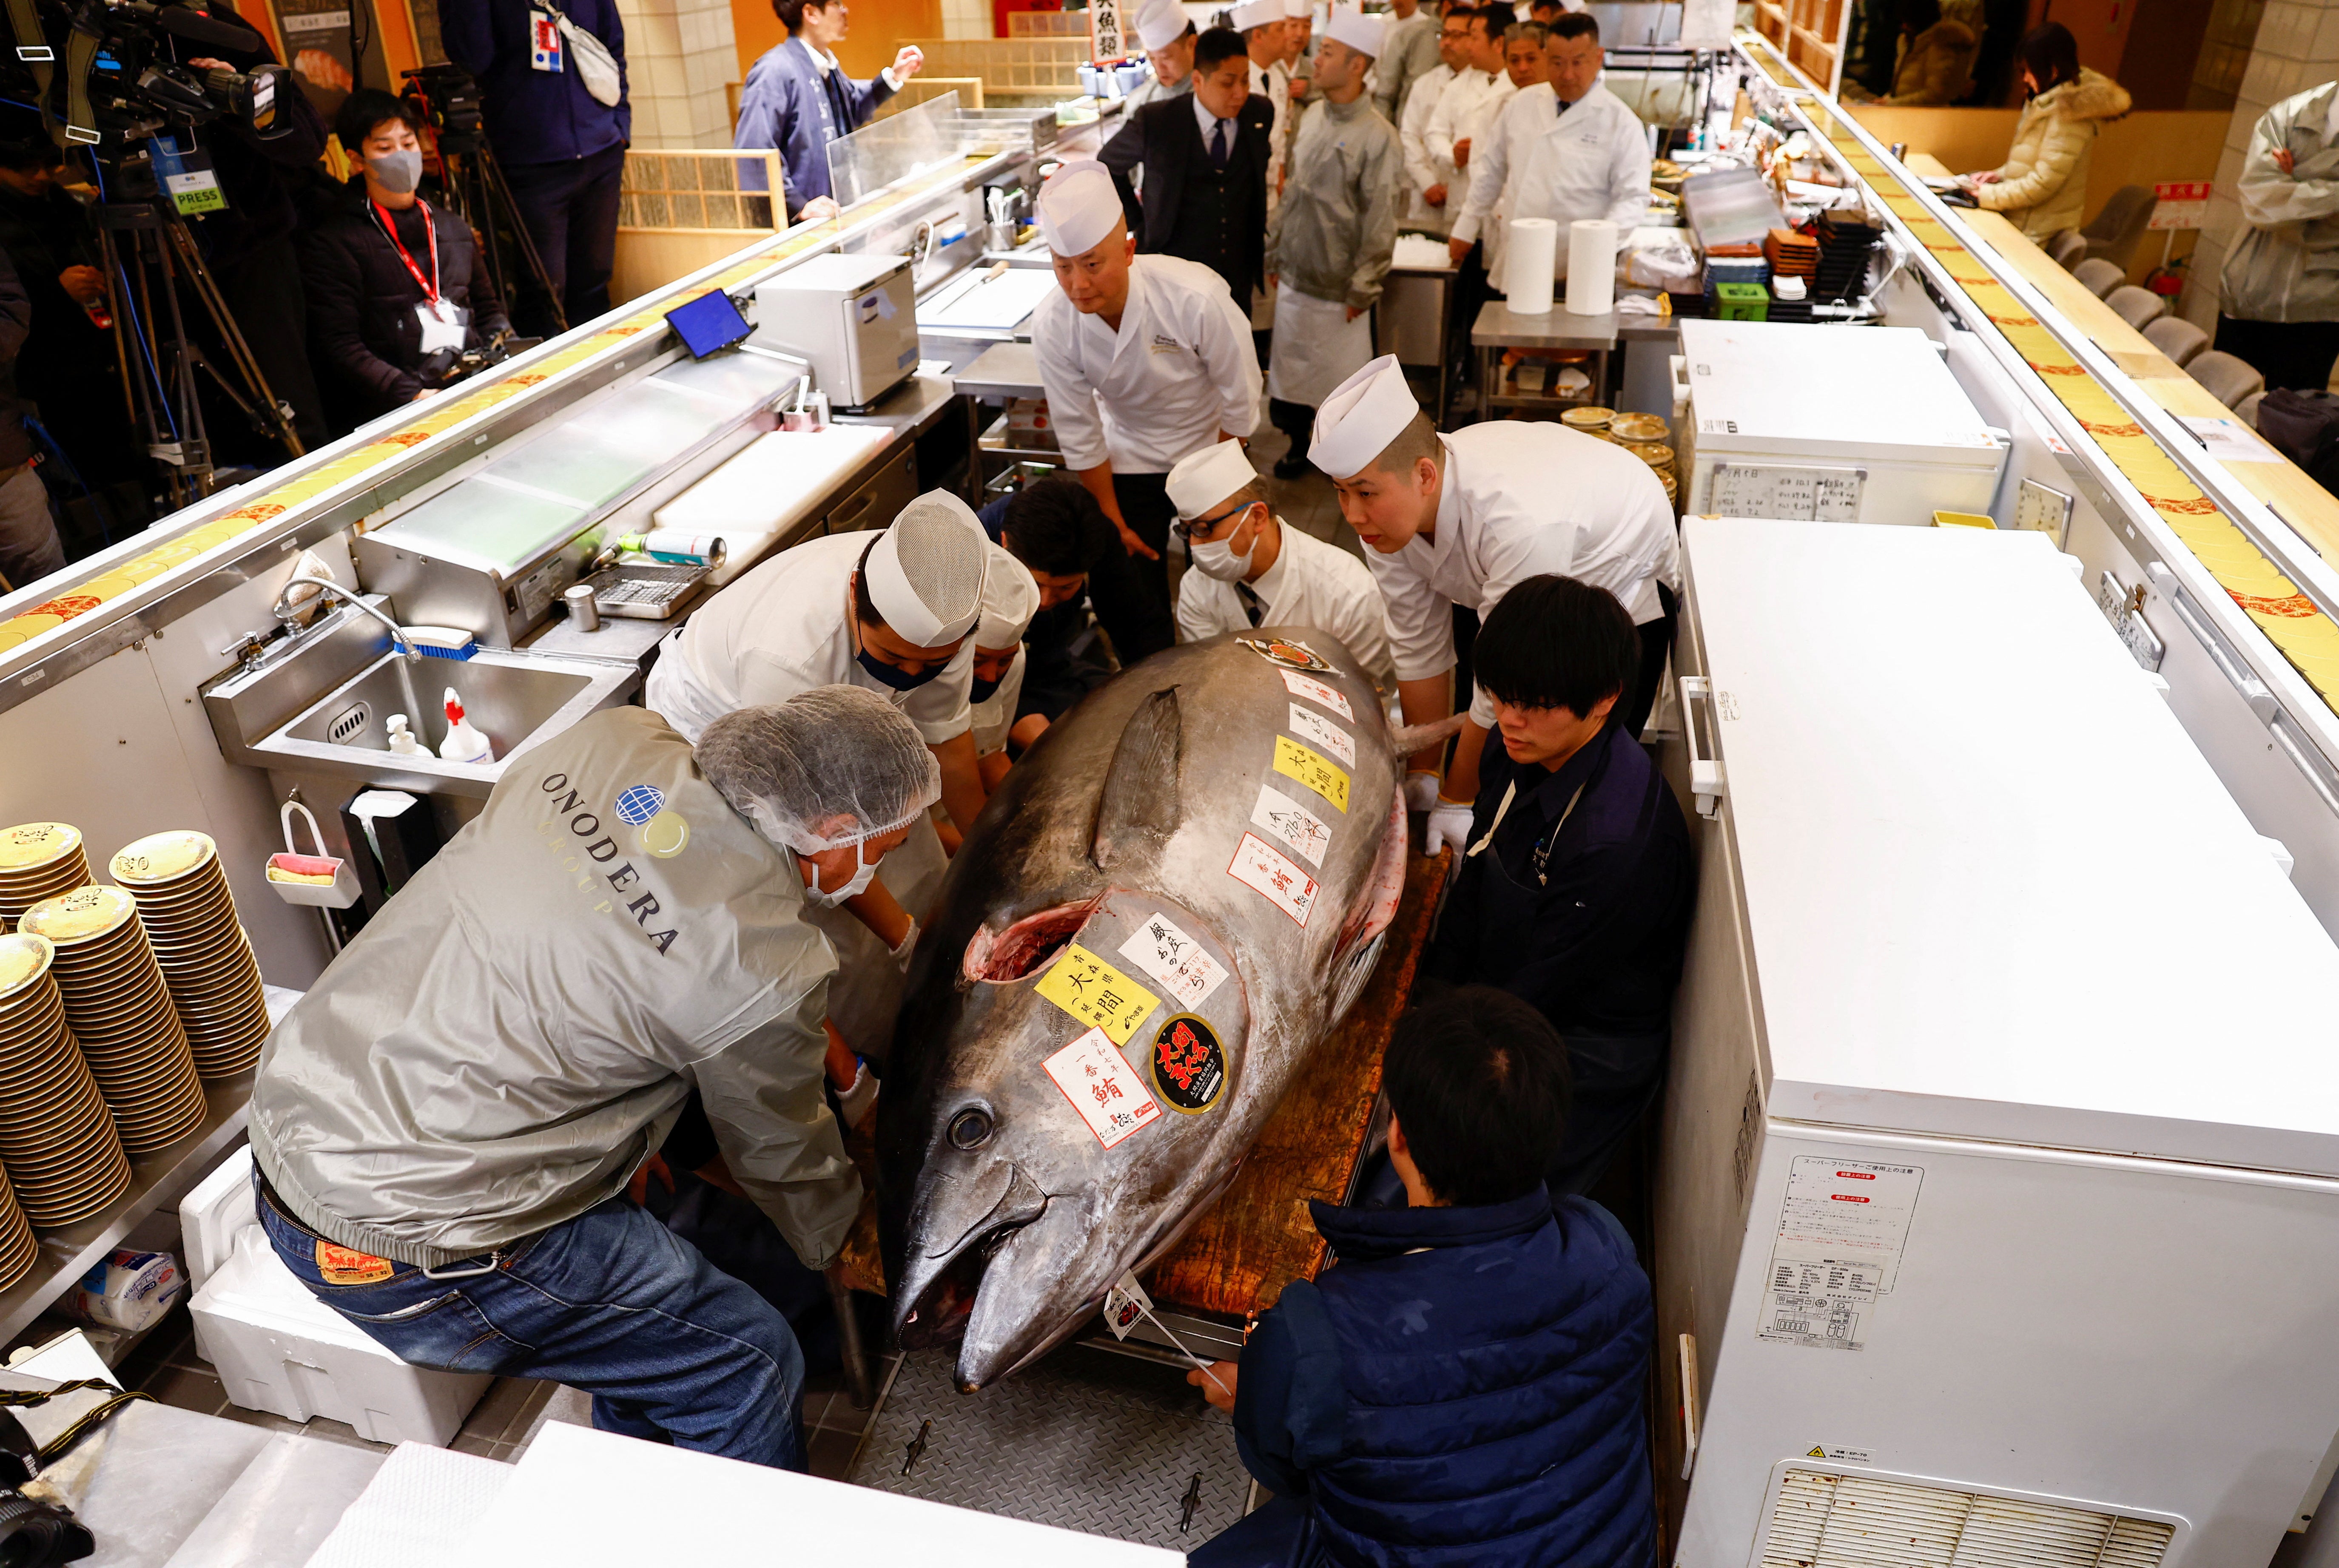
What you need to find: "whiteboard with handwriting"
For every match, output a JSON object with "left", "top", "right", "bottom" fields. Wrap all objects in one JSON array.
[{"left": 1706, "top": 464, "right": 1865, "bottom": 520}]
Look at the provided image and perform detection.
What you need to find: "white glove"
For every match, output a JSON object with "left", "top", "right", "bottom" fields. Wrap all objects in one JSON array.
[
  {"left": 837, "top": 1060, "right": 879, "bottom": 1130},
  {"left": 1402, "top": 771, "right": 1443, "bottom": 813},
  {"left": 891, "top": 918, "right": 919, "bottom": 973},
  {"left": 1424, "top": 798, "right": 1476, "bottom": 855}
]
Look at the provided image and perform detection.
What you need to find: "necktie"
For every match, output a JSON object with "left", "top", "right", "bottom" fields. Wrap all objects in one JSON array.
[
  {"left": 1235, "top": 583, "right": 1264, "bottom": 627},
  {"left": 1210, "top": 119, "right": 1230, "bottom": 171}
]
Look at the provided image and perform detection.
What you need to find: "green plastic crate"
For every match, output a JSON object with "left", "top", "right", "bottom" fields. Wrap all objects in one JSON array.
[{"left": 1714, "top": 281, "right": 1770, "bottom": 321}]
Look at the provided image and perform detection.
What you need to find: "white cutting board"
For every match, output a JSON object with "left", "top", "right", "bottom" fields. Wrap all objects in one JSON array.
[{"left": 653, "top": 424, "right": 893, "bottom": 585}]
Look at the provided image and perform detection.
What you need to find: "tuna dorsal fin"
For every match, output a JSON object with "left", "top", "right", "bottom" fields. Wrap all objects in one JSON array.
[{"left": 1092, "top": 686, "right": 1182, "bottom": 869}]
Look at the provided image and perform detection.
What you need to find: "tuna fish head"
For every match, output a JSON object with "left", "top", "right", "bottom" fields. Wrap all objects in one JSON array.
[{"left": 879, "top": 631, "right": 1405, "bottom": 1391}]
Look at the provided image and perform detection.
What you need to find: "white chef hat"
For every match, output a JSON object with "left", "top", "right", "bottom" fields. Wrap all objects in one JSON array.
[
  {"left": 1323, "top": 4, "right": 1381, "bottom": 54},
  {"left": 1283, "top": 0, "right": 1311, "bottom": 20},
  {"left": 1038, "top": 159, "right": 1124, "bottom": 256},
  {"left": 863, "top": 491, "right": 989, "bottom": 646},
  {"left": 1165, "top": 439, "right": 1260, "bottom": 521},
  {"left": 1135, "top": 0, "right": 1192, "bottom": 52},
  {"left": 1308, "top": 355, "right": 1423, "bottom": 479},
  {"left": 1230, "top": 0, "right": 1281, "bottom": 31},
  {"left": 975, "top": 542, "right": 1041, "bottom": 649}
]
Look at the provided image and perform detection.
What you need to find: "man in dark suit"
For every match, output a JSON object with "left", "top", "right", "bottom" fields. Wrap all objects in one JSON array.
[{"left": 1099, "top": 27, "right": 1274, "bottom": 307}]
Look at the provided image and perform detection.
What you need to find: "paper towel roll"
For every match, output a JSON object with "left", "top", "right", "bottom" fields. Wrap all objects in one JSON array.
[
  {"left": 1566, "top": 219, "right": 1618, "bottom": 316},
  {"left": 1504, "top": 219, "right": 1558, "bottom": 315}
]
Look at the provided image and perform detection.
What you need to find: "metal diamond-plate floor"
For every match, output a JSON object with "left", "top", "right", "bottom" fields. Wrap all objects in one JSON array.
[{"left": 847, "top": 1344, "right": 1250, "bottom": 1550}]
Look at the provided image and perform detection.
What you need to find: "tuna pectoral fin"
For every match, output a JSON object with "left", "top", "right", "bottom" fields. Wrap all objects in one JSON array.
[{"left": 1091, "top": 686, "right": 1183, "bottom": 870}]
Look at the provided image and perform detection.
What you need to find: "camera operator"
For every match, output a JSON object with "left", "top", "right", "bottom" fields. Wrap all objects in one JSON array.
[
  {"left": 0, "top": 245, "right": 65, "bottom": 591},
  {"left": 302, "top": 90, "right": 511, "bottom": 429},
  {"left": 0, "top": 130, "right": 148, "bottom": 549},
  {"left": 182, "top": 1, "right": 330, "bottom": 453},
  {"left": 440, "top": 0, "right": 628, "bottom": 330}
]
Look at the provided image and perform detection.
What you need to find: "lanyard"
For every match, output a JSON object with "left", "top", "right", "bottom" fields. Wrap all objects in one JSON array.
[
  {"left": 370, "top": 199, "right": 441, "bottom": 306},
  {"left": 1464, "top": 778, "right": 1587, "bottom": 886}
]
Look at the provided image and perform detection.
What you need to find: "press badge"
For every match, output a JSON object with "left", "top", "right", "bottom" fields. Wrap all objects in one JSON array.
[
  {"left": 149, "top": 135, "right": 224, "bottom": 216},
  {"left": 529, "top": 9, "right": 563, "bottom": 71},
  {"left": 415, "top": 298, "right": 468, "bottom": 352}
]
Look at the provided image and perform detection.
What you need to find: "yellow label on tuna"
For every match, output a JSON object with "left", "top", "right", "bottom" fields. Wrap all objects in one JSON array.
[
  {"left": 1272, "top": 736, "right": 1350, "bottom": 813},
  {"left": 1034, "top": 943, "right": 1162, "bottom": 1046}
]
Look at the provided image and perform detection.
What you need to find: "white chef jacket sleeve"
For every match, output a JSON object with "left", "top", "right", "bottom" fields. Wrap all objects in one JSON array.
[
  {"left": 1033, "top": 298, "right": 1112, "bottom": 470},
  {"left": 1605, "top": 104, "right": 1652, "bottom": 229},
  {"left": 973, "top": 648, "right": 1025, "bottom": 756},
  {"left": 903, "top": 640, "right": 975, "bottom": 744},
  {"left": 1423, "top": 76, "right": 1463, "bottom": 174},
  {"left": 1176, "top": 574, "right": 1236, "bottom": 645},
  {"left": 1323, "top": 559, "right": 1399, "bottom": 696},
  {"left": 1365, "top": 543, "right": 1456, "bottom": 687},
  {"left": 1192, "top": 284, "right": 1264, "bottom": 439},
  {"left": 1450, "top": 92, "right": 1517, "bottom": 247},
  {"left": 1463, "top": 487, "right": 1593, "bottom": 726},
  {"left": 1400, "top": 74, "right": 1441, "bottom": 194},
  {"left": 688, "top": 968, "right": 861, "bottom": 1272},
  {"left": 732, "top": 647, "right": 821, "bottom": 712}
]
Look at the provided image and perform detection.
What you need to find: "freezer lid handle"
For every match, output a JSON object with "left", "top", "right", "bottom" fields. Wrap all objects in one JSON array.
[{"left": 1679, "top": 675, "right": 1726, "bottom": 818}]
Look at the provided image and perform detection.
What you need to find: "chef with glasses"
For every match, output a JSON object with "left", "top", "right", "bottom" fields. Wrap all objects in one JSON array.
[{"left": 1167, "top": 437, "right": 1396, "bottom": 696}]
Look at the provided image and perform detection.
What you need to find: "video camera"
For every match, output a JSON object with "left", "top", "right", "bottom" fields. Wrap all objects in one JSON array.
[
  {"left": 415, "top": 326, "right": 543, "bottom": 390},
  {"left": 401, "top": 62, "right": 484, "bottom": 153},
  {"left": 0, "top": 0, "right": 291, "bottom": 161}
]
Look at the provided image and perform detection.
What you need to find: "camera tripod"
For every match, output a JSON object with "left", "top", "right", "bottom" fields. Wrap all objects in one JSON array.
[
  {"left": 404, "top": 68, "right": 568, "bottom": 336},
  {"left": 89, "top": 152, "right": 305, "bottom": 508}
]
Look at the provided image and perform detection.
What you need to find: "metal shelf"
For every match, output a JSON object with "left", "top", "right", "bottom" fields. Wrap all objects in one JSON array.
[{"left": 0, "top": 1074, "right": 253, "bottom": 1349}]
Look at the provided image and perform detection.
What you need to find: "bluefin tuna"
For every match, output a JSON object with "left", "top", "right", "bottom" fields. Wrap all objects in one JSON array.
[{"left": 877, "top": 627, "right": 1420, "bottom": 1391}]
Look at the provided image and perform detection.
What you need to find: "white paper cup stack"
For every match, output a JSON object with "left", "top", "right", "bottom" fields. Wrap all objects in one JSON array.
[
  {"left": 111, "top": 832, "right": 271, "bottom": 1078},
  {"left": 0, "top": 933, "right": 131, "bottom": 1233},
  {"left": 0, "top": 824, "right": 91, "bottom": 933},
  {"left": 17, "top": 887, "right": 207, "bottom": 1153}
]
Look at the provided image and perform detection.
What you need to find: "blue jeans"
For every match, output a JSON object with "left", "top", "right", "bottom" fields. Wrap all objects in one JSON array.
[{"left": 256, "top": 1175, "right": 807, "bottom": 1469}]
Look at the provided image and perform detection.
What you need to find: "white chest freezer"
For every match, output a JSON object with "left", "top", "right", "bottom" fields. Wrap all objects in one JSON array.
[
  {"left": 1677, "top": 320, "right": 2006, "bottom": 524},
  {"left": 1655, "top": 518, "right": 2339, "bottom": 1568}
]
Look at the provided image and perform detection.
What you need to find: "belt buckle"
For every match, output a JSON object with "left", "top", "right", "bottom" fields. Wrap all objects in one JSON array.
[{"left": 420, "top": 1250, "right": 505, "bottom": 1280}]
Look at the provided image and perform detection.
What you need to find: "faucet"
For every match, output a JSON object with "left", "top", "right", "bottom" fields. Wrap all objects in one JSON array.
[{"left": 271, "top": 576, "right": 420, "bottom": 663}]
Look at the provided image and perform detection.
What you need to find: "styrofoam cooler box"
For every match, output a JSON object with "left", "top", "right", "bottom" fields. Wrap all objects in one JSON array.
[{"left": 179, "top": 1148, "right": 490, "bottom": 1446}]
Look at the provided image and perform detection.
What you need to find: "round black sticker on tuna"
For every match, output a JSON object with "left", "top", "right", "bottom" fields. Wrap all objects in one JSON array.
[{"left": 1151, "top": 1013, "right": 1226, "bottom": 1113}]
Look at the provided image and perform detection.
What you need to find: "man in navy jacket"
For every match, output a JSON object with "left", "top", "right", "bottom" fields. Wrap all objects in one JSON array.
[
  {"left": 1188, "top": 986, "right": 1659, "bottom": 1568},
  {"left": 734, "top": 0, "right": 925, "bottom": 221},
  {"left": 441, "top": 0, "right": 629, "bottom": 327}
]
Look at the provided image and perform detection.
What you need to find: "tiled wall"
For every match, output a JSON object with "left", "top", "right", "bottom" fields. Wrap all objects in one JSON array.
[
  {"left": 941, "top": 0, "right": 991, "bottom": 40},
  {"left": 619, "top": 0, "right": 745, "bottom": 148},
  {"left": 2181, "top": 0, "right": 2339, "bottom": 329}
]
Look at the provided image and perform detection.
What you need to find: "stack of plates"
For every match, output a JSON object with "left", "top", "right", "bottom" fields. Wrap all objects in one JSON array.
[
  {"left": 17, "top": 887, "right": 206, "bottom": 1153},
  {"left": 110, "top": 832, "right": 270, "bottom": 1078},
  {"left": 0, "top": 933, "right": 131, "bottom": 1232},
  {"left": 0, "top": 824, "right": 90, "bottom": 933}
]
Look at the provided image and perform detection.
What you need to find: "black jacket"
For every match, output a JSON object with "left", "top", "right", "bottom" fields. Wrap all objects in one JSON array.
[
  {"left": 1100, "top": 91, "right": 1273, "bottom": 301},
  {"left": 0, "top": 187, "right": 110, "bottom": 409},
  {"left": 301, "top": 196, "right": 512, "bottom": 426}
]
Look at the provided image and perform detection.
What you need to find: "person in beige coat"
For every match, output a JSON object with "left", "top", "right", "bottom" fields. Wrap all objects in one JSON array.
[
  {"left": 1880, "top": 0, "right": 1976, "bottom": 106},
  {"left": 1966, "top": 23, "right": 2130, "bottom": 239}
]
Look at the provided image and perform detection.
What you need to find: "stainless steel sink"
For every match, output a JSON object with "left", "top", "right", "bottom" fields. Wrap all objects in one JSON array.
[{"left": 204, "top": 597, "right": 640, "bottom": 798}]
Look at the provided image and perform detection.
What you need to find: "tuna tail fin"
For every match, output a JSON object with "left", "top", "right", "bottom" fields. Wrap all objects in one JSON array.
[
  {"left": 1092, "top": 686, "right": 1183, "bottom": 870},
  {"left": 1386, "top": 713, "right": 1466, "bottom": 758}
]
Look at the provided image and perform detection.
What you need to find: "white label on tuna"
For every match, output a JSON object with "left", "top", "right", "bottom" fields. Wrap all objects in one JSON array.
[
  {"left": 1043, "top": 1026, "right": 1161, "bottom": 1150},
  {"left": 1118, "top": 912, "right": 1229, "bottom": 1008},
  {"left": 1756, "top": 1157, "right": 1924, "bottom": 1352},
  {"left": 1227, "top": 832, "right": 1319, "bottom": 926},
  {"left": 1280, "top": 668, "right": 1353, "bottom": 721},
  {"left": 1286, "top": 704, "right": 1355, "bottom": 767},
  {"left": 1250, "top": 784, "right": 1333, "bottom": 867}
]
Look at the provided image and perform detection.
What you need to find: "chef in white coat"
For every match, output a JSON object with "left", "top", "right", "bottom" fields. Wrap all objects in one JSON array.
[
  {"left": 1310, "top": 355, "right": 1677, "bottom": 852},
  {"left": 1122, "top": 0, "right": 1197, "bottom": 114},
  {"left": 1447, "top": 12, "right": 1648, "bottom": 279},
  {"left": 644, "top": 494, "right": 989, "bottom": 1042},
  {"left": 968, "top": 540, "right": 1042, "bottom": 793},
  {"left": 1398, "top": 9, "right": 1472, "bottom": 236},
  {"left": 1168, "top": 437, "right": 1396, "bottom": 694},
  {"left": 1236, "top": 0, "right": 1291, "bottom": 214},
  {"left": 1029, "top": 159, "right": 1263, "bottom": 663}
]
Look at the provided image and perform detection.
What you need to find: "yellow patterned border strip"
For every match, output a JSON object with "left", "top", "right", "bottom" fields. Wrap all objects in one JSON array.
[
  {"left": 1793, "top": 102, "right": 2339, "bottom": 705},
  {"left": 0, "top": 153, "right": 1000, "bottom": 658}
]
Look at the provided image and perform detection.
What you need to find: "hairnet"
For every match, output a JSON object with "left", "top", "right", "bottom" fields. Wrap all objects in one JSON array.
[
  {"left": 864, "top": 491, "right": 989, "bottom": 646},
  {"left": 975, "top": 543, "right": 1041, "bottom": 649},
  {"left": 698, "top": 686, "right": 941, "bottom": 855}
]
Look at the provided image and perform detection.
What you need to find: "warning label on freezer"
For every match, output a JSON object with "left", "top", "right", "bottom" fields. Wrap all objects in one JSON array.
[{"left": 1756, "top": 1158, "right": 1924, "bottom": 1352}]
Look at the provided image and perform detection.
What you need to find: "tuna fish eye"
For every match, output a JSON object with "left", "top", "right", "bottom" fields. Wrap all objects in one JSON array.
[{"left": 947, "top": 1108, "right": 993, "bottom": 1150}]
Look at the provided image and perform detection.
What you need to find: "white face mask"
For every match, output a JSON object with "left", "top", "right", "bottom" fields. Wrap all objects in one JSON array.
[
  {"left": 1187, "top": 508, "right": 1258, "bottom": 581},
  {"left": 805, "top": 838, "right": 880, "bottom": 906}
]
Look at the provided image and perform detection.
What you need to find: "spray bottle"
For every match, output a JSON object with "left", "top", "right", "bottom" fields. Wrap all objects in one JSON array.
[{"left": 438, "top": 688, "right": 495, "bottom": 764}]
